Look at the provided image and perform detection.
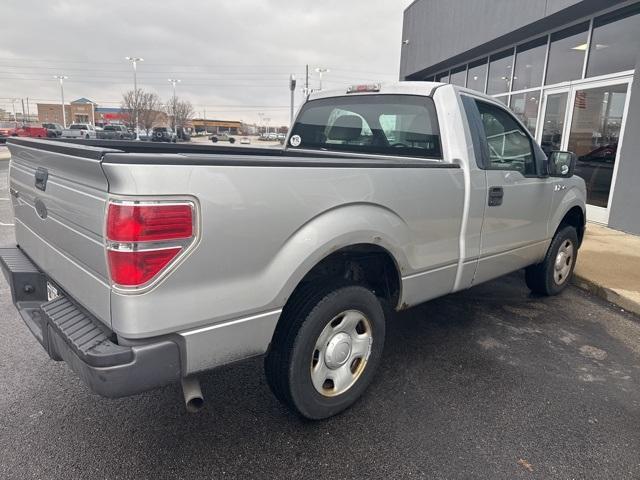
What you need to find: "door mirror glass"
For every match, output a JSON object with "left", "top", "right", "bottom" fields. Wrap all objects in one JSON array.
[{"left": 548, "top": 151, "right": 576, "bottom": 177}]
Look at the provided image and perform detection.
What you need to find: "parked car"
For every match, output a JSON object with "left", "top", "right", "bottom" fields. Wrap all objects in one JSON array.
[
  {"left": 2, "top": 82, "right": 586, "bottom": 420},
  {"left": 240, "top": 137, "right": 251, "bottom": 145},
  {"left": 0, "top": 124, "right": 48, "bottom": 142},
  {"left": 42, "top": 123, "right": 64, "bottom": 138},
  {"left": 151, "top": 126, "right": 177, "bottom": 143},
  {"left": 98, "top": 125, "right": 136, "bottom": 140},
  {"left": 209, "top": 132, "right": 235, "bottom": 143},
  {"left": 176, "top": 126, "right": 191, "bottom": 142},
  {"left": 61, "top": 123, "right": 97, "bottom": 139},
  {"left": 0, "top": 122, "right": 17, "bottom": 143}
]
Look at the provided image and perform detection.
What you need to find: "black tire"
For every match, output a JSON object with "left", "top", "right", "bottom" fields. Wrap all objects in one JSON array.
[
  {"left": 85, "top": 134, "right": 90, "bottom": 139},
  {"left": 228, "top": 137, "right": 235, "bottom": 144},
  {"left": 211, "top": 137, "right": 218, "bottom": 143},
  {"left": 525, "top": 225, "right": 579, "bottom": 296},
  {"left": 265, "top": 283, "right": 386, "bottom": 420}
]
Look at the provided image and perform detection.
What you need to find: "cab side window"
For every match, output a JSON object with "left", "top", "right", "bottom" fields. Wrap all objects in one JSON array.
[{"left": 475, "top": 100, "right": 536, "bottom": 175}]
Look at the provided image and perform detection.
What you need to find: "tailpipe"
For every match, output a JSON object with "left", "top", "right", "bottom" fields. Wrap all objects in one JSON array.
[{"left": 181, "top": 376, "right": 204, "bottom": 413}]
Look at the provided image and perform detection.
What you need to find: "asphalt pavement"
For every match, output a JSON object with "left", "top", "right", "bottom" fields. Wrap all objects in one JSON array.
[{"left": 0, "top": 159, "right": 639, "bottom": 479}]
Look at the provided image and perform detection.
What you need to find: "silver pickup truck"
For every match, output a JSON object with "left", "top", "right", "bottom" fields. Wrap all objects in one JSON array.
[{"left": 1, "top": 82, "right": 586, "bottom": 419}]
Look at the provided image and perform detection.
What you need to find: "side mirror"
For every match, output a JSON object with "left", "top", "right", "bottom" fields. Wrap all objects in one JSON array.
[{"left": 548, "top": 151, "right": 576, "bottom": 178}]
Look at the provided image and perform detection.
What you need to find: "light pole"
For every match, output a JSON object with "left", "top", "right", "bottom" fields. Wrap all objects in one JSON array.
[
  {"left": 125, "top": 56, "right": 144, "bottom": 138},
  {"left": 9, "top": 98, "right": 18, "bottom": 127},
  {"left": 53, "top": 75, "right": 68, "bottom": 128},
  {"left": 168, "top": 78, "right": 181, "bottom": 130},
  {"left": 289, "top": 74, "right": 297, "bottom": 128},
  {"left": 315, "top": 67, "right": 329, "bottom": 91}
]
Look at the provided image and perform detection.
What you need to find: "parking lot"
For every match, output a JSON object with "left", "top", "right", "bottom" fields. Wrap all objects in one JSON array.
[{"left": 0, "top": 157, "right": 639, "bottom": 479}]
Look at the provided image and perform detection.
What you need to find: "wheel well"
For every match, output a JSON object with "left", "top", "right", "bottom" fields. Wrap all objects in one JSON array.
[
  {"left": 559, "top": 206, "right": 585, "bottom": 246},
  {"left": 290, "top": 244, "right": 401, "bottom": 309}
]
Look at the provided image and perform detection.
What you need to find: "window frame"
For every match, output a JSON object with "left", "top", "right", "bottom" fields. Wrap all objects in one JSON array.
[{"left": 466, "top": 96, "right": 541, "bottom": 177}]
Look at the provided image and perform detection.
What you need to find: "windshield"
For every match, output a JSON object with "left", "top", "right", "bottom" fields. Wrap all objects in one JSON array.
[{"left": 289, "top": 94, "right": 441, "bottom": 158}]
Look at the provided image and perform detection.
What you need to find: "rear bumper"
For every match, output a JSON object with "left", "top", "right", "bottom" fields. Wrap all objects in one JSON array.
[{"left": 0, "top": 247, "right": 182, "bottom": 398}]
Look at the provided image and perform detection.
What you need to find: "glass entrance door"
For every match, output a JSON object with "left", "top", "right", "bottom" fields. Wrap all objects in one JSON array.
[
  {"left": 567, "top": 82, "right": 629, "bottom": 223},
  {"left": 537, "top": 78, "right": 632, "bottom": 224}
]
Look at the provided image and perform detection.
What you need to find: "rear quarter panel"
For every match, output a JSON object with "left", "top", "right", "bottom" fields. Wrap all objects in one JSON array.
[{"left": 101, "top": 154, "right": 465, "bottom": 338}]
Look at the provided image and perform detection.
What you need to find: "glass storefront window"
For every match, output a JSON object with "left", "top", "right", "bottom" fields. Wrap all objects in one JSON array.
[
  {"left": 513, "top": 37, "right": 547, "bottom": 91},
  {"left": 545, "top": 22, "right": 589, "bottom": 85},
  {"left": 569, "top": 84, "right": 628, "bottom": 208},
  {"left": 435, "top": 71, "right": 449, "bottom": 83},
  {"left": 467, "top": 58, "right": 487, "bottom": 92},
  {"left": 494, "top": 95, "right": 509, "bottom": 106},
  {"left": 510, "top": 91, "right": 540, "bottom": 135},
  {"left": 449, "top": 66, "right": 466, "bottom": 86},
  {"left": 539, "top": 92, "right": 568, "bottom": 156},
  {"left": 487, "top": 49, "right": 514, "bottom": 94},
  {"left": 587, "top": 5, "right": 640, "bottom": 78}
]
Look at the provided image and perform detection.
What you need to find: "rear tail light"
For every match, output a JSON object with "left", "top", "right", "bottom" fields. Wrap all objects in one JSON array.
[{"left": 106, "top": 200, "right": 196, "bottom": 289}]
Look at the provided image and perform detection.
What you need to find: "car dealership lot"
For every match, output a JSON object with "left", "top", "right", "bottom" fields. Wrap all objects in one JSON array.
[{"left": 0, "top": 160, "right": 639, "bottom": 479}]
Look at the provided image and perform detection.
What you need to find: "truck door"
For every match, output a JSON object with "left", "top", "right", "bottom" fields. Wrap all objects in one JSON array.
[{"left": 465, "top": 97, "right": 554, "bottom": 285}]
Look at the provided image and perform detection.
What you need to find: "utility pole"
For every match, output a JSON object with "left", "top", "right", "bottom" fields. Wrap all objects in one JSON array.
[
  {"left": 125, "top": 56, "right": 144, "bottom": 138},
  {"left": 289, "top": 74, "right": 297, "bottom": 128},
  {"left": 315, "top": 67, "right": 329, "bottom": 91},
  {"left": 53, "top": 75, "right": 69, "bottom": 128},
  {"left": 305, "top": 64, "right": 309, "bottom": 96},
  {"left": 10, "top": 98, "right": 17, "bottom": 126},
  {"left": 168, "top": 78, "right": 181, "bottom": 129},
  {"left": 21, "top": 99, "right": 25, "bottom": 123},
  {"left": 26, "top": 97, "right": 30, "bottom": 123}
]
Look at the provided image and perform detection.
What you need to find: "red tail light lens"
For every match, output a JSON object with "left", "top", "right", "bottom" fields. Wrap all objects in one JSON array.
[
  {"left": 106, "top": 200, "right": 196, "bottom": 288},
  {"left": 107, "top": 248, "right": 182, "bottom": 286},
  {"left": 107, "top": 203, "right": 193, "bottom": 242}
]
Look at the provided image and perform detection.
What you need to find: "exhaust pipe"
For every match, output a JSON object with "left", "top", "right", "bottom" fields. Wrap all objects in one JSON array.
[{"left": 181, "top": 377, "right": 204, "bottom": 413}]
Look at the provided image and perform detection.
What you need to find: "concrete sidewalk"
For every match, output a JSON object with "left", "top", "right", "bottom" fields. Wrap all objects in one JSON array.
[{"left": 574, "top": 223, "right": 640, "bottom": 316}]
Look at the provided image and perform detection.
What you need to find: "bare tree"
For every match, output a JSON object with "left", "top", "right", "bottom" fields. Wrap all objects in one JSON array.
[
  {"left": 166, "top": 96, "right": 194, "bottom": 131},
  {"left": 121, "top": 89, "right": 162, "bottom": 135}
]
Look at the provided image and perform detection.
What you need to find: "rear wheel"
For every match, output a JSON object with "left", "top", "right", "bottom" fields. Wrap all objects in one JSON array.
[
  {"left": 265, "top": 284, "right": 385, "bottom": 419},
  {"left": 525, "top": 225, "right": 578, "bottom": 296}
]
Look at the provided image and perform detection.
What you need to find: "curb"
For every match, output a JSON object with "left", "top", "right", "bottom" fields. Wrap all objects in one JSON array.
[{"left": 573, "top": 274, "right": 640, "bottom": 316}]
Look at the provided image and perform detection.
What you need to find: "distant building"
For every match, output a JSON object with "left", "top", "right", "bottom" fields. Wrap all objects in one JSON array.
[
  {"left": 192, "top": 119, "right": 242, "bottom": 135},
  {"left": 37, "top": 98, "right": 97, "bottom": 126}
]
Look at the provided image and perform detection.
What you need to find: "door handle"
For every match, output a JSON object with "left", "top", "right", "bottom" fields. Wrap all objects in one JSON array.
[{"left": 488, "top": 186, "right": 504, "bottom": 206}]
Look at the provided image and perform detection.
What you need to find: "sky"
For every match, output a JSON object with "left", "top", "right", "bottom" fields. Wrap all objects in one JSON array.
[{"left": 1, "top": 0, "right": 410, "bottom": 125}]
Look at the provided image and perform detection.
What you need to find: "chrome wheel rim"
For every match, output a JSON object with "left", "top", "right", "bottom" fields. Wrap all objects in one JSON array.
[
  {"left": 554, "top": 239, "right": 574, "bottom": 285},
  {"left": 310, "top": 310, "right": 373, "bottom": 397}
]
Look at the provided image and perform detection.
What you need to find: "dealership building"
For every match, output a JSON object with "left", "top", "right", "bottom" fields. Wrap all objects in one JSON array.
[{"left": 400, "top": 0, "right": 640, "bottom": 234}]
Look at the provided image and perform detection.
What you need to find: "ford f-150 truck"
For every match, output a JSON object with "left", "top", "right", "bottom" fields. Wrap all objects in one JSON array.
[{"left": 1, "top": 82, "right": 586, "bottom": 419}]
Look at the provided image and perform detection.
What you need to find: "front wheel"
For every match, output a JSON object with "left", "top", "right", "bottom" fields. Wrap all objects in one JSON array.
[
  {"left": 265, "top": 284, "right": 386, "bottom": 420},
  {"left": 525, "top": 225, "right": 578, "bottom": 296}
]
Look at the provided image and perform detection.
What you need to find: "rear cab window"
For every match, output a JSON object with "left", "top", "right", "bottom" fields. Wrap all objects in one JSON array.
[{"left": 289, "top": 94, "right": 442, "bottom": 159}]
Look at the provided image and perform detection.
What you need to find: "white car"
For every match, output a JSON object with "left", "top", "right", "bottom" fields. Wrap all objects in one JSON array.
[
  {"left": 61, "top": 123, "right": 97, "bottom": 139},
  {"left": 240, "top": 137, "right": 251, "bottom": 144}
]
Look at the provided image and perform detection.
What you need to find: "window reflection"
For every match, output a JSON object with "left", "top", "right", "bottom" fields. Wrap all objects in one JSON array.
[
  {"left": 540, "top": 92, "right": 568, "bottom": 156},
  {"left": 435, "top": 71, "right": 449, "bottom": 83},
  {"left": 511, "top": 91, "right": 540, "bottom": 135},
  {"left": 449, "top": 66, "right": 466, "bottom": 86},
  {"left": 545, "top": 22, "right": 589, "bottom": 85},
  {"left": 487, "top": 49, "right": 514, "bottom": 94},
  {"left": 587, "top": 5, "right": 640, "bottom": 78},
  {"left": 570, "top": 84, "right": 627, "bottom": 208},
  {"left": 467, "top": 58, "right": 487, "bottom": 92},
  {"left": 513, "top": 37, "right": 547, "bottom": 91}
]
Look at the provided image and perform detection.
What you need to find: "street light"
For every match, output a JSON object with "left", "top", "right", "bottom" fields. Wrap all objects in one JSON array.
[
  {"left": 315, "top": 67, "right": 329, "bottom": 90},
  {"left": 53, "top": 75, "right": 68, "bottom": 128},
  {"left": 9, "top": 98, "right": 18, "bottom": 127},
  {"left": 168, "top": 78, "right": 181, "bottom": 129},
  {"left": 289, "top": 74, "right": 297, "bottom": 127},
  {"left": 125, "top": 56, "right": 144, "bottom": 138}
]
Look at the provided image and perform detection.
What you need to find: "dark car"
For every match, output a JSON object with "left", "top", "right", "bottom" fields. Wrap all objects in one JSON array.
[
  {"left": 578, "top": 143, "right": 617, "bottom": 163},
  {"left": 176, "top": 126, "right": 191, "bottom": 142},
  {"left": 152, "top": 127, "right": 177, "bottom": 143},
  {"left": 42, "top": 123, "right": 64, "bottom": 138},
  {"left": 98, "top": 124, "right": 136, "bottom": 140}
]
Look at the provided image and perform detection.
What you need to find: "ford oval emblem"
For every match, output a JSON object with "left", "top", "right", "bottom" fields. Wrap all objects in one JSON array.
[{"left": 35, "top": 198, "right": 48, "bottom": 219}]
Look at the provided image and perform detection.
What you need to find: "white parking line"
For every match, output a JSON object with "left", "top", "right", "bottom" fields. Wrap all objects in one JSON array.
[{"left": 0, "top": 222, "right": 14, "bottom": 226}]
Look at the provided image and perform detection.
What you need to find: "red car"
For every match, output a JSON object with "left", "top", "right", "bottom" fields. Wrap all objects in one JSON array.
[{"left": 0, "top": 123, "right": 48, "bottom": 143}]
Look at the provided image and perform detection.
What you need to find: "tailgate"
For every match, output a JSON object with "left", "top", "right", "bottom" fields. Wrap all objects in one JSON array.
[{"left": 7, "top": 138, "right": 121, "bottom": 325}]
